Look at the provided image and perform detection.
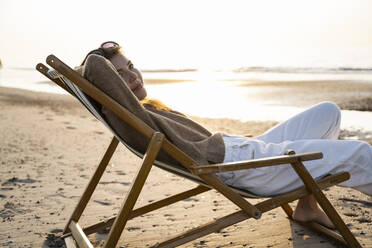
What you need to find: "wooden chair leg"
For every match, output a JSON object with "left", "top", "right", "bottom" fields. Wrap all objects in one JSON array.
[
  {"left": 64, "top": 137, "right": 119, "bottom": 234},
  {"left": 64, "top": 235, "right": 78, "bottom": 248},
  {"left": 103, "top": 132, "right": 164, "bottom": 248},
  {"left": 289, "top": 159, "right": 362, "bottom": 248},
  {"left": 281, "top": 203, "right": 293, "bottom": 219},
  {"left": 69, "top": 221, "right": 93, "bottom": 248}
]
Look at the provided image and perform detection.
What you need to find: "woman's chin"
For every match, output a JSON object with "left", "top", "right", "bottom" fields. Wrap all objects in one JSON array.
[{"left": 136, "top": 89, "right": 147, "bottom": 101}]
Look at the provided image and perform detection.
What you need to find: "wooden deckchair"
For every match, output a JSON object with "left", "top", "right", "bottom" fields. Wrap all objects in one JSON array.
[{"left": 36, "top": 55, "right": 362, "bottom": 248}]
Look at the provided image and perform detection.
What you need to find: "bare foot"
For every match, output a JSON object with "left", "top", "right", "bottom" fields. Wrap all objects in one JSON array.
[{"left": 292, "top": 195, "right": 335, "bottom": 229}]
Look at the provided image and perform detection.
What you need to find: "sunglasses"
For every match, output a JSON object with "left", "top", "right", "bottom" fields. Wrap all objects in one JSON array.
[
  {"left": 100, "top": 41, "right": 120, "bottom": 49},
  {"left": 81, "top": 41, "right": 120, "bottom": 65}
]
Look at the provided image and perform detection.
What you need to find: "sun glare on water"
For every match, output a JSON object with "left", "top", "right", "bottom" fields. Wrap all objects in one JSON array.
[{"left": 144, "top": 69, "right": 301, "bottom": 122}]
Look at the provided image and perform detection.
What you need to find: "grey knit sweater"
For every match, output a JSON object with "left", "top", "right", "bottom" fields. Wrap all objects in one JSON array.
[{"left": 82, "top": 55, "right": 225, "bottom": 165}]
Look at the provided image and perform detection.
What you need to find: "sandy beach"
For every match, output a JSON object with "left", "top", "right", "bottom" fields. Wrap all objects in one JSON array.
[{"left": 0, "top": 84, "right": 371, "bottom": 248}]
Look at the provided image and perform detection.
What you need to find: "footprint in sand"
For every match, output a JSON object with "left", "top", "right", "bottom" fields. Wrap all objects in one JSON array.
[
  {"left": 344, "top": 212, "right": 358, "bottom": 217},
  {"left": 93, "top": 200, "right": 113, "bottom": 206},
  {"left": 356, "top": 217, "right": 372, "bottom": 224},
  {"left": 115, "top": 170, "right": 126, "bottom": 175},
  {"left": 127, "top": 226, "right": 141, "bottom": 231},
  {"left": 2, "top": 177, "right": 41, "bottom": 186}
]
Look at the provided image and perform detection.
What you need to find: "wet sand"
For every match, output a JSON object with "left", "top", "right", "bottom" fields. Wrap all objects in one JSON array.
[
  {"left": 236, "top": 79, "right": 372, "bottom": 110},
  {"left": 0, "top": 86, "right": 371, "bottom": 247}
]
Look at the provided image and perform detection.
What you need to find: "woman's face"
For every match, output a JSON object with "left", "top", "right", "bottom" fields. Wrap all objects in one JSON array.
[{"left": 109, "top": 53, "right": 147, "bottom": 100}]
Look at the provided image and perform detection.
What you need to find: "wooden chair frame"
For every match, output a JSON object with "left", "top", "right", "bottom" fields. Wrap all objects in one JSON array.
[{"left": 36, "top": 55, "right": 362, "bottom": 248}]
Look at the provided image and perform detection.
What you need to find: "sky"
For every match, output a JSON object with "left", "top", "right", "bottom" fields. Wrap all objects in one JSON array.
[{"left": 1, "top": 0, "right": 372, "bottom": 69}]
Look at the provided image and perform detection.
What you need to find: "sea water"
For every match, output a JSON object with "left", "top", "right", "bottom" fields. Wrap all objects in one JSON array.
[
  {"left": 143, "top": 71, "right": 372, "bottom": 132},
  {"left": 2, "top": 43, "right": 372, "bottom": 132},
  {"left": 1, "top": 66, "right": 372, "bottom": 133}
]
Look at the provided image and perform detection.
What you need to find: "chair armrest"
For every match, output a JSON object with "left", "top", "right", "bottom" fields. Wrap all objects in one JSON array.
[{"left": 190, "top": 151, "right": 323, "bottom": 175}]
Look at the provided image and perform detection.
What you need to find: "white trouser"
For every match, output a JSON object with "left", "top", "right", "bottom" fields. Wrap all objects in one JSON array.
[{"left": 220, "top": 102, "right": 372, "bottom": 196}]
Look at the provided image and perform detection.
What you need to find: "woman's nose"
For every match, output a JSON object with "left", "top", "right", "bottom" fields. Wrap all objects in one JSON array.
[{"left": 128, "top": 71, "right": 137, "bottom": 81}]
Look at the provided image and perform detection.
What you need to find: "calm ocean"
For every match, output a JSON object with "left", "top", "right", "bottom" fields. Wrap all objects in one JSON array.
[{"left": 1, "top": 45, "right": 372, "bottom": 132}]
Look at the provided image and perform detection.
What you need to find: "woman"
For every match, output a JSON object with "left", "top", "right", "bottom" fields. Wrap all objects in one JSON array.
[{"left": 81, "top": 41, "right": 372, "bottom": 229}]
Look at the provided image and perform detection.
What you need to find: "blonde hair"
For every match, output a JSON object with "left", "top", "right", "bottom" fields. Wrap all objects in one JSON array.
[{"left": 140, "top": 98, "right": 172, "bottom": 112}]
